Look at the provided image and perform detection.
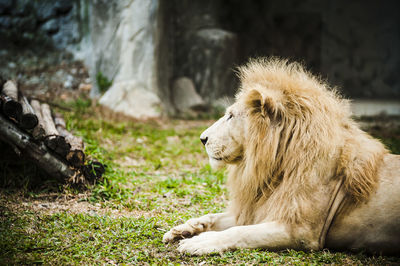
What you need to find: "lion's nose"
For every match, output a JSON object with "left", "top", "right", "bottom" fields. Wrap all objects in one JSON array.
[{"left": 200, "top": 137, "right": 208, "bottom": 145}]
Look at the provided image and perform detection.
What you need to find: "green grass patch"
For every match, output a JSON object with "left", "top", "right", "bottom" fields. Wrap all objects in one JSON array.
[
  {"left": 96, "top": 72, "right": 113, "bottom": 93},
  {"left": 1, "top": 207, "right": 398, "bottom": 265},
  {"left": 0, "top": 99, "right": 399, "bottom": 264}
]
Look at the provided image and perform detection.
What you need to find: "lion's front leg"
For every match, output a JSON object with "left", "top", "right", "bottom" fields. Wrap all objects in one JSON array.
[
  {"left": 163, "top": 212, "right": 236, "bottom": 243},
  {"left": 178, "top": 222, "right": 295, "bottom": 255}
]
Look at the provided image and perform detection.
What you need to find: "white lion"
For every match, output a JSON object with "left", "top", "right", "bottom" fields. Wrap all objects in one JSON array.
[{"left": 163, "top": 58, "right": 400, "bottom": 255}]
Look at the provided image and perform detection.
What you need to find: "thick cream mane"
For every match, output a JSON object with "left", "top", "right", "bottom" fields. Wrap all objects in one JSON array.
[{"left": 227, "top": 58, "right": 387, "bottom": 226}]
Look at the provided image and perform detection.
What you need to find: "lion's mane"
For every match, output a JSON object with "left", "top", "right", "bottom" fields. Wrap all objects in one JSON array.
[{"left": 227, "top": 58, "right": 387, "bottom": 226}]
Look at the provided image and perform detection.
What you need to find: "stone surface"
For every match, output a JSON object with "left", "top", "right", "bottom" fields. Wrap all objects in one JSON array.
[
  {"left": 188, "top": 28, "right": 238, "bottom": 103},
  {"left": 0, "top": 0, "right": 87, "bottom": 51},
  {"left": 319, "top": 0, "right": 400, "bottom": 99},
  {"left": 99, "top": 81, "right": 161, "bottom": 119},
  {"left": 172, "top": 77, "right": 205, "bottom": 113},
  {"left": 0, "top": 0, "right": 399, "bottom": 118},
  {"left": 36, "top": 1, "right": 57, "bottom": 22},
  {"left": 0, "top": 0, "right": 12, "bottom": 14},
  {"left": 0, "top": 15, "right": 11, "bottom": 28},
  {"left": 217, "top": 0, "right": 400, "bottom": 100},
  {"left": 41, "top": 18, "right": 60, "bottom": 34},
  {"left": 51, "top": 12, "right": 81, "bottom": 49},
  {"left": 92, "top": 0, "right": 165, "bottom": 118},
  {"left": 173, "top": 0, "right": 239, "bottom": 104},
  {"left": 54, "top": 0, "right": 73, "bottom": 14}
]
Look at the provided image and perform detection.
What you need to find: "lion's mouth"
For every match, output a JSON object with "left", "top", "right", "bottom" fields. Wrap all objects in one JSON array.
[{"left": 211, "top": 155, "right": 242, "bottom": 162}]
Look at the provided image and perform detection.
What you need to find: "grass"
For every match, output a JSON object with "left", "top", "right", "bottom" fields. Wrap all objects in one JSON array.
[
  {"left": 0, "top": 98, "right": 399, "bottom": 264},
  {"left": 96, "top": 72, "right": 113, "bottom": 93}
]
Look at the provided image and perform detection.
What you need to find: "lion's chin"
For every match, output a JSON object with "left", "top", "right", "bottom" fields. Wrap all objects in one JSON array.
[{"left": 209, "top": 157, "right": 226, "bottom": 170}]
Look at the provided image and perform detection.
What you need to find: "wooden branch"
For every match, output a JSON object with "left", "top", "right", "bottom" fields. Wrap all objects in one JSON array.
[
  {"left": 44, "top": 135, "right": 70, "bottom": 158},
  {"left": 1, "top": 81, "right": 22, "bottom": 121},
  {"left": 30, "top": 100, "right": 46, "bottom": 139},
  {"left": 54, "top": 113, "right": 85, "bottom": 167},
  {"left": 19, "top": 96, "right": 38, "bottom": 130},
  {"left": 2, "top": 80, "right": 18, "bottom": 100},
  {"left": 54, "top": 114, "right": 84, "bottom": 151},
  {"left": 40, "top": 103, "right": 71, "bottom": 157},
  {"left": 0, "top": 114, "right": 76, "bottom": 181},
  {"left": 41, "top": 103, "right": 58, "bottom": 135}
]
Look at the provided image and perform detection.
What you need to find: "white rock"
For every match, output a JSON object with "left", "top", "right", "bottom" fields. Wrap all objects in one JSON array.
[
  {"left": 63, "top": 74, "right": 74, "bottom": 89},
  {"left": 89, "top": 0, "right": 158, "bottom": 91},
  {"left": 99, "top": 80, "right": 161, "bottom": 119},
  {"left": 90, "top": 0, "right": 163, "bottom": 118},
  {"left": 8, "top": 62, "right": 16, "bottom": 68},
  {"left": 172, "top": 77, "right": 205, "bottom": 112}
]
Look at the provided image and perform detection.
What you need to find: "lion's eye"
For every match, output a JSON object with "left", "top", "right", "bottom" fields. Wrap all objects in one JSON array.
[{"left": 227, "top": 113, "right": 233, "bottom": 120}]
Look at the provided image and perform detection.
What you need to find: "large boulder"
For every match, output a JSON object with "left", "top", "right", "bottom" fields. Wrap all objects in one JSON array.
[
  {"left": 99, "top": 81, "right": 161, "bottom": 119},
  {"left": 172, "top": 77, "right": 205, "bottom": 113}
]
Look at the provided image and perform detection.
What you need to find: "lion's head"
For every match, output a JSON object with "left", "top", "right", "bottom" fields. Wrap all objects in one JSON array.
[
  {"left": 201, "top": 58, "right": 349, "bottom": 171},
  {"left": 200, "top": 58, "right": 387, "bottom": 225},
  {"left": 200, "top": 101, "right": 247, "bottom": 169}
]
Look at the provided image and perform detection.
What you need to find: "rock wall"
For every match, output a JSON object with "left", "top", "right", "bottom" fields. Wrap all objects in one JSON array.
[
  {"left": 219, "top": 0, "right": 400, "bottom": 100},
  {"left": 92, "top": 0, "right": 164, "bottom": 119},
  {"left": 0, "top": 0, "right": 399, "bottom": 118},
  {"left": 0, "top": 0, "right": 89, "bottom": 50},
  {"left": 321, "top": 0, "right": 400, "bottom": 99},
  {"left": 172, "top": 0, "right": 238, "bottom": 105}
]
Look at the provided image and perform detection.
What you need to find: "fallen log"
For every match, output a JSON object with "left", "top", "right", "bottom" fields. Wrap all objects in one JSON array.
[
  {"left": 54, "top": 113, "right": 85, "bottom": 168},
  {"left": 0, "top": 81, "right": 104, "bottom": 184},
  {"left": 30, "top": 100, "right": 46, "bottom": 139},
  {"left": 41, "top": 103, "right": 71, "bottom": 157},
  {"left": 19, "top": 95, "right": 38, "bottom": 130},
  {"left": 1, "top": 81, "right": 22, "bottom": 121},
  {"left": 41, "top": 103, "right": 58, "bottom": 135},
  {"left": 0, "top": 113, "right": 76, "bottom": 181},
  {"left": 2, "top": 80, "right": 18, "bottom": 100}
]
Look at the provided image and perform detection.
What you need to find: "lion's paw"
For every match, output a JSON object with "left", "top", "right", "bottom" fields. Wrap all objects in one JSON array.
[
  {"left": 177, "top": 231, "right": 229, "bottom": 255},
  {"left": 163, "top": 218, "right": 209, "bottom": 243}
]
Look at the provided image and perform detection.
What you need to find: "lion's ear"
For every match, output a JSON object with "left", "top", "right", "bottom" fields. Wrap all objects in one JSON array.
[{"left": 245, "top": 89, "right": 283, "bottom": 121}]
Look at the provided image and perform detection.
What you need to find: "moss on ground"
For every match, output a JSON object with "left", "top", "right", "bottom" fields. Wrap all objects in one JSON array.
[{"left": 0, "top": 99, "right": 399, "bottom": 264}]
